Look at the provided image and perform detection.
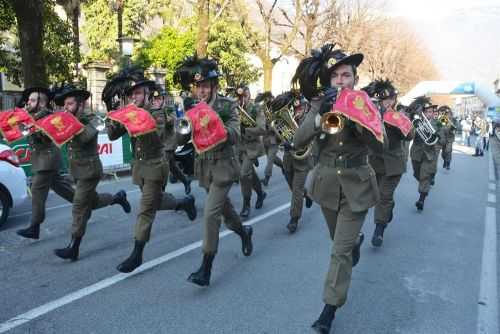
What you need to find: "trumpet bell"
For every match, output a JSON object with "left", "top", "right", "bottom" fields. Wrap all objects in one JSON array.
[
  {"left": 175, "top": 117, "right": 192, "bottom": 143},
  {"left": 320, "top": 112, "right": 344, "bottom": 135},
  {"left": 18, "top": 123, "right": 32, "bottom": 136}
]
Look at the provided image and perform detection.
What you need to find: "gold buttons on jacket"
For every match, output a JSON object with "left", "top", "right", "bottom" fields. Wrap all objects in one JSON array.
[
  {"left": 339, "top": 141, "right": 343, "bottom": 146},
  {"left": 337, "top": 170, "right": 341, "bottom": 174},
  {"left": 338, "top": 155, "right": 343, "bottom": 160}
]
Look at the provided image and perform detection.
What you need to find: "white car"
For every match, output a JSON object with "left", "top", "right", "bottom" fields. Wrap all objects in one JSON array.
[{"left": 0, "top": 143, "right": 28, "bottom": 226}]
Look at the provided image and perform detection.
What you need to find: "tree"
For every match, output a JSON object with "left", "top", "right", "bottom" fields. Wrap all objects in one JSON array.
[
  {"left": 4, "top": 0, "right": 47, "bottom": 87},
  {"left": 56, "top": 0, "right": 86, "bottom": 76},
  {"left": 0, "top": 0, "right": 76, "bottom": 86}
]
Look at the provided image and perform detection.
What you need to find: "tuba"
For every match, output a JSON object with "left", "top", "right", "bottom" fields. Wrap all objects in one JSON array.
[
  {"left": 412, "top": 112, "right": 438, "bottom": 145},
  {"left": 271, "top": 107, "right": 312, "bottom": 160},
  {"left": 238, "top": 105, "right": 257, "bottom": 127}
]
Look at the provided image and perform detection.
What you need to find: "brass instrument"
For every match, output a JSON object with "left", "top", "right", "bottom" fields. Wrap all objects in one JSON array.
[
  {"left": 412, "top": 113, "right": 438, "bottom": 145},
  {"left": 438, "top": 114, "right": 449, "bottom": 127},
  {"left": 320, "top": 112, "right": 345, "bottom": 135},
  {"left": 238, "top": 105, "right": 257, "bottom": 127},
  {"left": 91, "top": 114, "right": 108, "bottom": 132},
  {"left": 174, "top": 117, "right": 192, "bottom": 144},
  {"left": 271, "top": 107, "right": 312, "bottom": 160}
]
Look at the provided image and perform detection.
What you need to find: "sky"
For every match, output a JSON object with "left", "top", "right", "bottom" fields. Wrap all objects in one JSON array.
[{"left": 385, "top": 0, "right": 500, "bottom": 88}]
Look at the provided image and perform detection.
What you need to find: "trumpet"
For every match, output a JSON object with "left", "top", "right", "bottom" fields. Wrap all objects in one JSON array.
[
  {"left": 174, "top": 117, "right": 192, "bottom": 144},
  {"left": 438, "top": 114, "right": 449, "bottom": 127},
  {"left": 412, "top": 113, "right": 438, "bottom": 145},
  {"left": 238, "top": 106, "right": 257, "bottom": 128},
  {"left": 320, "top": 112, "right": 345, "bottom": 135},
  {"left": 91, "top": 114, "right": 108, "bottom": 132},
  {"left": 18, "top": 123, "right": 35, "bottom": 136}
]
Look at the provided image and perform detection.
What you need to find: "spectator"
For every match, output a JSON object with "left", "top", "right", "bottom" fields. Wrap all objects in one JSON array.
[{"left": 460, "top": 117, "right": 472, "bottom": 146}]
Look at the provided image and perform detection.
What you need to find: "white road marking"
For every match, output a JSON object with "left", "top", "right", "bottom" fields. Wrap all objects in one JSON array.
[
  {"left": 489, "top": 183, "right": 496, "bottom": 191},
  {"left": 487, "top": 193, "right": 496, "bottom": 204},
  {"left": 489, "top": 151, "right": 495, "bottom": 182},
  {"left": 477, "top": 152, "right": 499, "bottom": 334},
  {"left": 0, "top": 202, "right": 290, "bottom": 333}
]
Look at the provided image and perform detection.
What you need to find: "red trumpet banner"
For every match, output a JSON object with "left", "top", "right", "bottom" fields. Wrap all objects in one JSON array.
[
  {"left": 0, "top": 108, "right": 35, "bottom": 143},
  {"left": 34, "top": 111, "right": 84, "bottom": 147},
  {"left": 383, "top": 109, "right": 412, "bottom": 137},
  {"left": 332, "top": 88, "right": 384, "bottom": 142},
  {"left": 185, "top": 102, "right": 228, "bottom": 153},
  {"left": 107, "top": 104, "right": 157, "bottom": 137}
]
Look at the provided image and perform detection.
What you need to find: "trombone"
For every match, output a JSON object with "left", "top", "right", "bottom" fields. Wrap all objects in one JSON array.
[{"left": 237, "top": 106, "right": 257, "bottom": 128}]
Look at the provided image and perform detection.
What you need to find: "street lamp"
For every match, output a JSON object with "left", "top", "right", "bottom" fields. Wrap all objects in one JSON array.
[{"left": 117, "top": 36, "right": 138, "bottom": 67}]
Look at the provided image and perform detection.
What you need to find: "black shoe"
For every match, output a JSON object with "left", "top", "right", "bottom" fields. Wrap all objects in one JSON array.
[
  {"left": 312, "top": 304, "right": 336, "bottom": 334},
  {"left": 430, "top": 178, "right": 435, "bottom": 186},
  {"left": 112, "top": 190, "right": 131, "bottom": 214},
  {"left": 255, "top": 191, "right": 266, "bottom": 209},
  {"left": 54, "top": 237, "right": 82, "bottom": 261},
  {"left": 371, "top": 224, "right": 386, "bottom": 247},
  {"left": 305, "top": 195, "right": 313, "bottom": 208},
  {"left": 254, "top": 159, "right": 259, "bottom": 167},
  {"left": 183, "top": 178, "right": 192, "bottom": 195},
  {"left": 287, "top": 217, "right": 299, "bottom": 234},
  {"left": 416, "top": 192, "right": 426, "bottom": 211},
  {"left": 116, "top": 240, "right": 146, "bottom": 273},
  {"left": 352, "top": 233, "right": 364, "bottom": 267},
  {"left": 442, "top": 161, "right": 446, "bottom": 168},
  {"left": 262, "top": 175, "right": 270, "bottom": 187},
  {"left": 240, "top": 201, "right": 251, "bottom": 219},
  {"left": 240, "top": 226, "right": 253, "bottom": 256},
  {"left": 187, "top": 253, "right": 215, "bottom": 287},
  {"left": 16, "top": 224, "right": 40, "bottom": 240},
  {"left": 177, "top": 195, "right": 197, "bottom": 221}
]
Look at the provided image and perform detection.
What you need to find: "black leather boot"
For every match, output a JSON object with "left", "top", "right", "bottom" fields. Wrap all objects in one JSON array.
[
  {"left": 54, "top": 237, "right": 82, "bottom": 261},
  {"left": 16, "top": 224, "right": 40, "bottom": 240},
  {"left": 112, "top": 190, "right": 131, "bottom": 213},
  {"left": 240, "top": 199, "right": 251, "bottom": 219},
  {"left": 352, "top": 232, "right": 364, "bottom": 267},
  {"left": 312, "top": 304, "right": 336, "bottom": 334},
  {"left": 371, "top": 223, "right": 387, "bottom": 247},
  {"left": 415, "top": 192, "right": 427, "bottom": 211},
  {"left": 183, "top": 178, "right": 192, "bottom": 195},
  {"left": 176, "top": 195, "right": 197, "bottom": 221},
  {"left": 238, "top": 225, "right": 253, "bottom": 256},
  {"left": 255, "top": 191, "right": 267, "bottom": 209},
  {"left": 287, "top": 217, "right": 299, "bottom": 234},
  {"left": 116, "top": 240, "right": 146, "bottom": 273},
  {"left": 305, "top": 194, "right": 313, "bottom": 208},
  {"left": 445, "top": 161, "right": 451, "bottom": 170},
  {"left": 187, "top": 253, "right": 215, "bottom": 287},
  {"left": 262, "top": 175, "right": 270, "bottom": 186}
]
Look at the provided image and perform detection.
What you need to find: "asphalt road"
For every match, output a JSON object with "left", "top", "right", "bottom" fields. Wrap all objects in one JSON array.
[{"left": 0, "top": 139, "right": 496, "bottom": 334}]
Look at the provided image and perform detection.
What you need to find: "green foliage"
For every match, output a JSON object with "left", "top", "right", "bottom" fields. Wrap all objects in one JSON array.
[
  {"left": 0, "top": 0, "right": 76, "bottom": 86},
  {"left": 134, "top": 21, "right": 196, "bottom": 89},
  {"left": 207, "top": 18, "right": 260, "bottom": 88},
  {"left": 82, "top": 0, "right": 167, "bottom": 64}
]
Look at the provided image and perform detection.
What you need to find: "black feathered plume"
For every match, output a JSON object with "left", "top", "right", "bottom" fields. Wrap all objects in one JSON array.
[
  {"left": 362, "top": 79, "right": 397, "bottom": 100},
  {"left": 102, "top": 66, "right": 145, "bottom": 111},
  {"left": 408, "top": 95, "right": 432, "bottom": 114},
  {"left": 270, "top": 90, "right": 300, "bottom": 112},
  {"left": 291, "top": 43, "right": 343, "bottom": 100},
  {"left": 173, "top": 55, "right": 201, "bottom": 91},
  {"left": 255, "top": 91, "right": 274, "bottom": 104}
]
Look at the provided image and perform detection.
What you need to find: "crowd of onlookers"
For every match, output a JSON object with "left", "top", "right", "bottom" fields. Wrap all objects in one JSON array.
[{"left": 459, "top": 115, "right": 494, "bottom": 156}]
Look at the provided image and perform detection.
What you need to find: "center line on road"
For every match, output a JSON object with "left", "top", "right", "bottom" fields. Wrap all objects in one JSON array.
[
  {"left": 487, "top": 193, "right": 496, "bottom": 204},
  {"left": 489, "top": 183, "right": 496, "bottom": 191},
  {"left": 0, "top": 202, "right": 290, "bottom": 333}
]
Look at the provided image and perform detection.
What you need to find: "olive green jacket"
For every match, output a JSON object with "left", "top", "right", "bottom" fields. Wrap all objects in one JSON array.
[
  {"left": 411, "top": 119, "right": 441, "bottom": 162},
  {"left": 285, "top": 111, "right": 313, "bottom": 171},
  {"left": 369, "top": 123, "right": 414, "bottom": 176},
  {"left": 240, "top": 102, "right": 265, "bottom": 159},
  {"left": 28, "top": 108, "right": 62, "bottom": 173},
  {"left": 195, "top": 95, "right": 241, "bottom": 188},
  {"left": 107, "top": 106, "right": 168, "bottom": 184},
  {"left": 294, "top": 98, "right": 384, "bottom": 212},
  {"left": 67, "top": 113, "right": 103, "bottom": 180}
]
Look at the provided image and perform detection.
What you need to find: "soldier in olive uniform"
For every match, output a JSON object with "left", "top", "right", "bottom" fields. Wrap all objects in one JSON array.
[
  {"left": 437, "top": 105, "right": 456, "bottom": 170},
  {"left": 51, "top": 86, "right": 131, "bottom": 261},
  {"left": 152, "top": 86, "right": 192, "bottom": 194},
  {"left": 409, "top": 97, "right": 441, "bottom": 211},
  {"left": 275, "top": 93, "right": 313, "bottom": 233},
  {"left": 15, "top": 88, "right": 77, "bottom": 240},
  {"left": 174, "top": 57, "right": 253, "bottom": 287},
  {"left": 293, "top": 44, "right": 385, "bottom": 334},
  {"left": 363, "top": 79, "right": 414, "bottom": 247},
  {"left": 236, "top": 85, "right": 267, "bottom": 219},
  {"left": 106, "top": 77, "right": 196, "bottom": 273},
  {"left": 256, "top": 92, "right": 283, "bottom": 186}
]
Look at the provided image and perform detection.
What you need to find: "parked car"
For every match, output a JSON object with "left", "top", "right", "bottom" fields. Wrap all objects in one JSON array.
[{"left": 0, "top": 143, "right": 28, "bottom": 227}]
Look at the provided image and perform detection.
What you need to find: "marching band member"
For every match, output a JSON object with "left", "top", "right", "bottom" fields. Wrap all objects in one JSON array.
[
  {"left": 105, "top": 72, "right": 196, "bottom": 273},
  {"left": 362, "top": 79, "right": 414, "bottom": 247},
  {"left": 293, "top": 44, "right": 385, "bottom": 334},
  {"left": 174, "top": 56, "right": 253, "bottom": 287},
  {"left": 235, "top": 85, "right": 267, "bottom": 219}
]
